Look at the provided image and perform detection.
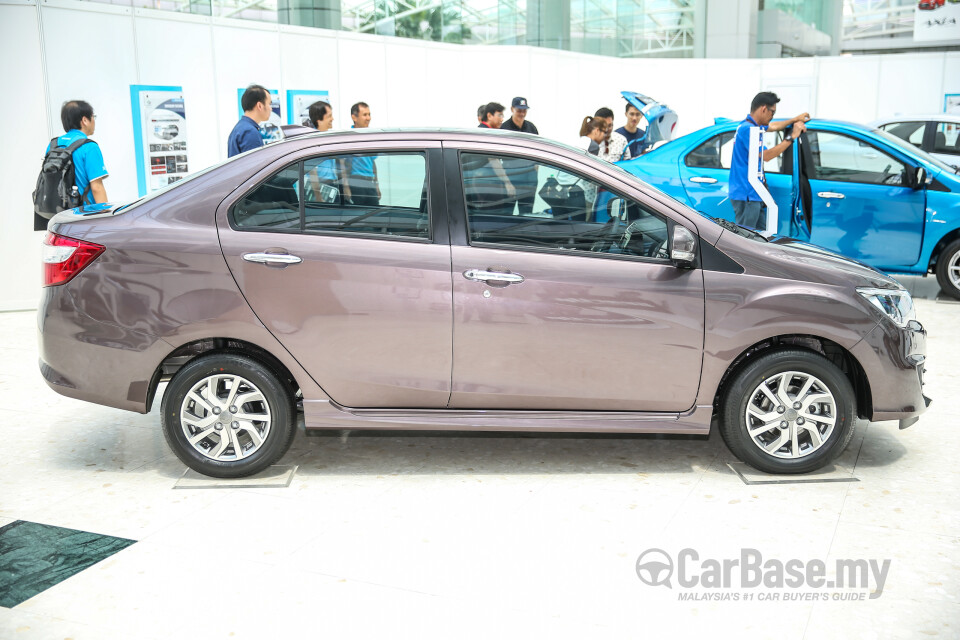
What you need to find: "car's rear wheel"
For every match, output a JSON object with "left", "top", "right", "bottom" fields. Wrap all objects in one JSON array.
[
  {"left": 161, "top": 353, "right": 296, "bottom": 478},
  {"left": 719, "top": 349, "right": 857, "bottom": 474},
  {"left": 935, "top": 238, "right": 960, "bottom": 300}
]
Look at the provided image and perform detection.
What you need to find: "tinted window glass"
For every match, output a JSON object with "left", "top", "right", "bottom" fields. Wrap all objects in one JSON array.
[
  {"left": 880, "top": 122, "right": 925, "bottom": 148},
  {"left": 934, "top": 122, "right": 960, "bottom": 157},
  {"left": 808, "top": 132, "right": 906, "bottom": 185},
  {"left": 460, "top": 152, "right": 669, "bottom": 260},
  {"left": 686, "top": 131, "right": 785, "bottom": 174},
  {"left": 233, "top": 164, "right": 300, "bottom": 230},
  {"left": 303, "top": 153, "right": 429, "bottom": 238}
]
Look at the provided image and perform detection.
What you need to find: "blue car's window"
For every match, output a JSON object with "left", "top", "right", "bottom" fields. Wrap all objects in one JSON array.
[
  {"left": 872, "top": 128, "right": 957, "bottom": 173},
  {"left": 686, "top": 130, "right": 787, "bottom": 174},
  {"left": 809, "top": 132, "right": 906, "bottom": 186}
]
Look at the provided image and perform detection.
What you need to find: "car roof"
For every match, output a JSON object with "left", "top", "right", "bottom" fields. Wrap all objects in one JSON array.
[{"left": 871, "top": 114, "right": 960, "bottom": 125}]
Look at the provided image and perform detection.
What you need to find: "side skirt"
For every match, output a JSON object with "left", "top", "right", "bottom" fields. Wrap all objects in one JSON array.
[{"left": 302, "top": 400, "right": 714, "bottom": 435}]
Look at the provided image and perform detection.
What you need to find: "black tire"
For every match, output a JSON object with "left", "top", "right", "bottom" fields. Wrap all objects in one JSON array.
[
  {"left": 935, "top": 238, "right": 960, "bottom": 300},
  {"left": 719, "top": 349, "right": 857, "bottom": 475},
  {"left": 161, "top": 353, "right": 296, "bottom": 478}
]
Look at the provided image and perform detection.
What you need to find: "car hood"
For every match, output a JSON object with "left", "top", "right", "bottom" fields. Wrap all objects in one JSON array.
[{"left": 720, "top": 232, "right": 904, "bottom": 290}]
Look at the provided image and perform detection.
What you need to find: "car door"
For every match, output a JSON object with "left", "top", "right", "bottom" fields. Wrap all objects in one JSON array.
[
  {"left": 679, "top": 129, "right": 794, "bottom": 234},
  {"left": 216, "top": 142, "right": 453, "bottom": 408},
  {"left": 444, "top": 143, "right": 705, "bottom": 412},
  {"left": 803, "top": 129, "right": 925, "bottom": 267}
]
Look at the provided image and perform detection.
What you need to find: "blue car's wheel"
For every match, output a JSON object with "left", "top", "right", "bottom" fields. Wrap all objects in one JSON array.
[{"left": 935, "top": 239, "right": 960, "bottom": 300}]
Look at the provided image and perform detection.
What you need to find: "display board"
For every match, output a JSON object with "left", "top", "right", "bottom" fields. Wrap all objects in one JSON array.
[
  {"left": 287, "top": 90, "right": 331, "bottom": 126},
  {"left": 130, "top": 85, "right": 189, "bottom": 197},
  {"left": 237, "top": 88, "right": 282, "bottom": 143},
  {"left": 914, "top": 2, "right": 960, "bottom": 42}
]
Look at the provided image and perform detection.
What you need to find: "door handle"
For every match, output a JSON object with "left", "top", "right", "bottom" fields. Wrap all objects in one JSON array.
[
  {"left": 242, "top": 251, "right": 303, "bottom": 266},
  {"left": 816, "top": 192, "right": 845, "bottom": 200},
  {"left": 463, "top": 268, "right": 524, "bottom": 286},
  {"left": 689, "top": 176, "right": 718, "bottom": 184}
]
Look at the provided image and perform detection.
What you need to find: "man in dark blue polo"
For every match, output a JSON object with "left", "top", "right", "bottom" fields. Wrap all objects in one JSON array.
[
  {"left": 729, "top": 92, "right": 809, "bottom": 230},
  {"left": 227, "top": 85, "right": 273, "bottom": 158}
]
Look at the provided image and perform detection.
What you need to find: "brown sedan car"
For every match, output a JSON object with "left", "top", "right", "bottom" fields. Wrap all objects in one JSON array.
[{"left": 38, "top": 129, "right": 930, "bottom": 477}]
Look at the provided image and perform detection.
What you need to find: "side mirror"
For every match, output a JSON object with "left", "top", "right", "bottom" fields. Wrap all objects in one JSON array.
[
  {"left": 904, "top": 166, "right": 926, "bottom": 190},
  {"left": 671, "top": 225, "right": 697, "bottom": 268}
]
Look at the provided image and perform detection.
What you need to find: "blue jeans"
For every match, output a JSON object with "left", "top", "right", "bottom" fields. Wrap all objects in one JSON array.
[{"left": 731, "top": 200, "right": 766, "bottom": 229}]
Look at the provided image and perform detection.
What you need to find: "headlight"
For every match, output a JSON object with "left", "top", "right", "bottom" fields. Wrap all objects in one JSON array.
[{"left": 856, "top": 287, "right": 915, "bottom": 327}]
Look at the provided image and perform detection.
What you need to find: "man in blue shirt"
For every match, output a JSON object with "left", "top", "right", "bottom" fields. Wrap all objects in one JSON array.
[
  {"left": 227, "top": 85, "right": 273, "bottom": 158},
  {"left": 729, "top": 92, "right": 808, "bottom": 229},
  {"left": 344, "top": 102, "right": 379, "bottom": 206},
  {"left": 617, "top": 101, "right": 646, "bottom": 158},
  {"left": 46, "top": 100, "right": 109, "bottom": 204}
]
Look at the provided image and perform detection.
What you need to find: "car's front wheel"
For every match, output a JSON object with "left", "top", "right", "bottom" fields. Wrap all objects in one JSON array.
[
  {"left": 161, "top": 353, "right": 296, "bottom": 478},
  {"left": 935, "top": 238, "right": 960, "bottom": 300},
  {"left": 719, "top": 349, "right": 857, "bottom": 474}
]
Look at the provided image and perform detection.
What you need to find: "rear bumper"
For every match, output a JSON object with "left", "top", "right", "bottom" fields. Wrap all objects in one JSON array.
[
  {"left": 37, "top": 284, "right": 171, "bottom": 413},
  {"left": 851, "top": 319, "right": 929, "bottom": 423}
]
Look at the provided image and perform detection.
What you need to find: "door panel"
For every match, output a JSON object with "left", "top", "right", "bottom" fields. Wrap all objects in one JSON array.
[
  {"left": 806, "top": 131, "right": 924, "bottom": 267},
  {"left": 679, "top": 130, "right": 793, "bottom": 234},
  {"left": 217, "top": 146, "right": 453, "bottom": 408},
  {"left": 450, "top": 246, "right": 705, "bottom": 411}
]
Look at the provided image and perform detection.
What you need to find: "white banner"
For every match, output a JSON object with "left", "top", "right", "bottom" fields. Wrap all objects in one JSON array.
[{"left": 914, "top": 2, "right": 960, "bottom": 42}]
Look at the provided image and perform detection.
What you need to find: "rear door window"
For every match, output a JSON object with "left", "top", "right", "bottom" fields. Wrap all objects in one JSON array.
[
  {"left": 686, "top": 130, "right": 787, "bottom": 174},
  {"left": 879, "top": 122, "right": 926, "bottom": 149},
  {"left": 933, "top": 122, "right": 960, "bottom": 158},
  {"left": 231, "top": 152, "right": 430, "bottom": 239}
]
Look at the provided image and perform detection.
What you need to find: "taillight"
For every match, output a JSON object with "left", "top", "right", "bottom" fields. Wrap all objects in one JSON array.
[{"left": 42, "top": 232, "right": 105, "bottom": 287}]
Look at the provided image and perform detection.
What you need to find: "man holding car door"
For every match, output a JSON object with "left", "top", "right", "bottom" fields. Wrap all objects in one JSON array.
[{"left": 730, "top": 91, "right": 810, "bottom": 230}]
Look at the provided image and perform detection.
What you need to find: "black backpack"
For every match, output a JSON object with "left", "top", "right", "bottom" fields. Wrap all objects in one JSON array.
[{"left": 33, "top": 136, "right": 97, "bottom": 219}]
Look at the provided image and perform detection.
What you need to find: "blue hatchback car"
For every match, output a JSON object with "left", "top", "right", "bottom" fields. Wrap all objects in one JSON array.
[{"left": 617, "top": 119, "right": 960, "bottom": 298}]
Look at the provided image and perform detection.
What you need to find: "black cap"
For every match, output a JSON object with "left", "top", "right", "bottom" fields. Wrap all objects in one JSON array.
[{"left": 511, "top": 97, "right": 530, "bottom": 110}]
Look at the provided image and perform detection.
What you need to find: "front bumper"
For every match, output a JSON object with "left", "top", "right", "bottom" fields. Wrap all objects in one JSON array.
[{"left": 851, "top": 318, "right": 930, "bottom": 424}]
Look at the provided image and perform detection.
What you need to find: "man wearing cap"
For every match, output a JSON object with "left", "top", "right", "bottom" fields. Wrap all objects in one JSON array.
[
  {"left": 500, "top": 97, "right": 538, "bottom": 135},
  {"left": 500, "top": 97, "right": 538, "bottom": 214}
]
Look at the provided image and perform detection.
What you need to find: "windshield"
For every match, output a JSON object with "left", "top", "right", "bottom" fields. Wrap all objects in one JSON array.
[{"left": 871, "top": 127, "right": 958, "bottom": 173}]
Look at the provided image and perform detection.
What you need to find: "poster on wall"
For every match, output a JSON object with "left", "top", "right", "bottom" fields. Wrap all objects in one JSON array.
[
  {"left": 287, "top": 90, "right": 331, "bottom": 126},
  {"left": 913, "top": 1, "right": 960, "bottom": 42},
  {"left": 237, "top": 88, "right": 282, "bottom": 143},
  {"left": 946, "top": 94, "right": 960, "bottom": 115},
  {"left": 130, "top": 85, "right": 189, "bottom": 198}
]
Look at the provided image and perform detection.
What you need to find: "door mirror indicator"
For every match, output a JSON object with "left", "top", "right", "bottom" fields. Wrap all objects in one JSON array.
[{"left": 671, "top": 225, "right": 697, "bottom": 268}]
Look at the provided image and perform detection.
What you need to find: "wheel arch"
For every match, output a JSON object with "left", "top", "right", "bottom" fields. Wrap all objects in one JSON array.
[
  {"left": 927, "top": 228, "right": 960, "bottom": 273},
  {"left": 146, "top": 337, "right": 301, "bottom": 412},
  {"left": 713, "top": 334, "right": 872, "bottom": 420}
]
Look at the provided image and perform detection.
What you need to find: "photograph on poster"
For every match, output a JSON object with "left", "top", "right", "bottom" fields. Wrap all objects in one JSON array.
[
  {"left": 946, "top": 94, "right": 960, "bottom": 115},
  {"left": 287, "top": 90, "right": 331, "bottom": 126},
  {"left": 131, "top": 85, "right": 190, "bottom": 195}
]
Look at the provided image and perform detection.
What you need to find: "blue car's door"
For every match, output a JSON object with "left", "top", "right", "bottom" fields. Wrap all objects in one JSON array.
[
  {"left": 679, "top": 129, "right": 795, "bottom": 234},
  {"left": 803, "top": 130, "right": 925, "bottom": 267}
]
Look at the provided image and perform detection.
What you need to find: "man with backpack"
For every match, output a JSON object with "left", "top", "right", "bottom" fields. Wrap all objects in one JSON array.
[{"left": 41, "top": 100, "right": 108, "bottom": 205}]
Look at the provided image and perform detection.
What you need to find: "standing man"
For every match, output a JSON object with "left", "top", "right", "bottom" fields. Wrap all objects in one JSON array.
[
  {"left": 499, "top": 97, "right": 538, "bottom": 215},
  {"left": 228, "top": 85, "right": 272, "bottom": 158},
  {"left": 729, "top": 92, "right": 809, "bottom": 230},
  {"left": 308, "top": 100, "right": 334, "bottom": 131},
  {"left": 617, "top": 101, "right": 646, "bottom": 158},
  {"left": 344, "top": 101, "right": 378, "bottom": 206},
  {"left": 46, "top": 100, "right": 109, "bottom": 205},
  {"left": 594, "top": 107, "right": 630, "bottom": 163},
  {"left": 499, "top": 97, "right": 538, "bottom": 135},
  {"left": 478, "top": 102, "right": 505, "bottom": 129}
]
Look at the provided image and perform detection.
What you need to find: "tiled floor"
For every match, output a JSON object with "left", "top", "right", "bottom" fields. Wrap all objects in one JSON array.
[{"left": 1, "top": 276, "right": 958, "bottom": 639}]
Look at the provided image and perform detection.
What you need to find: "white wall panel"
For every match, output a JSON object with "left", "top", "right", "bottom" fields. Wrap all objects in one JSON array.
[
  {"left": 877, "top": 54, "right": 946, "bottom": 119},
  {"left": 41, "top": 4, "right": 140, "bottom": 204},
  {"left": 336, "top": 34, "right": 387, "bottom": 128},
  {"left": 134, "top": 12, "right": 220, "bottom": 183},
  {"left": 382, "top": 40, "right": 429, "bottom": 128},
  {"left": 423, "top": 43, "right": 468, "bottom": 129},
  {"left": 279, "top": 27, "right": 340, "bottom": 122},
  {"left": 815, "top": 56, "right": 880, "bottom": 122},
  {"left": 0, "top": 4, "right": 48, "bottom": 310},
  {"left": 945, "top": 53, "right": 960, "bottom": 111}
]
